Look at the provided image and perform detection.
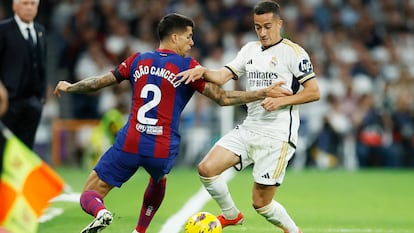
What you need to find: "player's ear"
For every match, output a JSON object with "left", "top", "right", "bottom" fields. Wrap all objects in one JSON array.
[
  {"left": 277, "top": 19, "right": 283, "bottom": 27},
  {"left": 171, "top": 33, "right": 178, "bottom": 44}
]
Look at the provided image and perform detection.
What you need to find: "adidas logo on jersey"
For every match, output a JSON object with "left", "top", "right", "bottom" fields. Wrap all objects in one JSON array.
[
  {"left": 247, "top": 59, "right": 253, "bottom": 64},
  {"left": 261, "top": 173, "right": 270, "bottom": 179}
]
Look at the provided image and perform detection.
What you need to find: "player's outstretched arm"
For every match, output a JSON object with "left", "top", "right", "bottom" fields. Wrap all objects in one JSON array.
[
  {"left": 177, "top": 66, "right": 233, "bottom": 85},
  {"left": 54, "top": 72, "right": 118, "bottom": 97},
  {"left": 202, "top": 81, "right": 291, "bottom": 106}
]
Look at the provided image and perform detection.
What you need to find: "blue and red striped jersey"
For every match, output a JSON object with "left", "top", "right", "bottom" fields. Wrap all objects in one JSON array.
[{"left": 111, "top": 49, "right": 206, "bottom": 158}]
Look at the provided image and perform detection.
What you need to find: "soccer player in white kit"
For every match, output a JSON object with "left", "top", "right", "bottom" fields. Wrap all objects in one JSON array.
[{"left": 178, "top": 1, "right": 320, "bottom": 232}]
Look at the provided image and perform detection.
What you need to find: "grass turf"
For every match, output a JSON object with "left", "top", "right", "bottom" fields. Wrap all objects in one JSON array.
[{"left": 38, "top": 167, "right": 414, "bottom": 233}]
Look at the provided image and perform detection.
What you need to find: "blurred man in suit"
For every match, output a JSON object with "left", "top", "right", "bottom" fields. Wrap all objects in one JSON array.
[{"left": 0, "top": 0, "right": 46, "bottom": 174}]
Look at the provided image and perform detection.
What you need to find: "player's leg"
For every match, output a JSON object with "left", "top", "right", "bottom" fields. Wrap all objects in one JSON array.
[
  {"left": 79, "top": 170, "right": 114, "bottom": 233},
  {"left": 253, "top": 184, "right": 299, "bottom": 233},
  {"left": 80, "top": 147, "right": 138, "bottom": 233},
  {"left": 134, "top": 156, "right": 175, "bottom": 233},
  {"left": 198, "top": 144, "right": 244, "bottom": 227},
  {"left": 80, "top": 170, "right": 113, "bottom": 215},
  {"left": 135, "top": 176, "right": 167, "bottom": 233},
  {"left": 251, "top": 140, "right": 300, "bottom": 233}
]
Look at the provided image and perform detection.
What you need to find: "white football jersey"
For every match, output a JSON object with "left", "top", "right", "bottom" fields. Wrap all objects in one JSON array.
[{"left": 225, "top": 39, "right": 315, "bottom": 146}]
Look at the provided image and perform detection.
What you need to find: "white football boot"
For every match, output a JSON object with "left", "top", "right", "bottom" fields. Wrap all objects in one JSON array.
[{"left": 80, "top": 210, "right": 113, "bottom": 233}]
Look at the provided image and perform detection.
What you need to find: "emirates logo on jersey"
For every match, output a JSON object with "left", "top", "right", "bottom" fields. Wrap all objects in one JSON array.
[{"left": 247, "top": 71, "right": 278, "bottom": 87}]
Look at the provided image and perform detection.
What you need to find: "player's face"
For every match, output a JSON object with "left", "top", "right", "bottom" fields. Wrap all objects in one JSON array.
[
  {"left": 13, "top": 0, "right": 39, "bottom": 24},
  {"left": 175, "top": 26, "right": 194, "bottom": 56},
  {"left": 254, "top": 12, "right": 282, "bottom": 47}
]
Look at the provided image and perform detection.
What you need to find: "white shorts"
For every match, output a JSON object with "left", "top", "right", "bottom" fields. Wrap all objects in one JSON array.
[{"left": 215, "top": 125, "right": 295, "bottom": 186}]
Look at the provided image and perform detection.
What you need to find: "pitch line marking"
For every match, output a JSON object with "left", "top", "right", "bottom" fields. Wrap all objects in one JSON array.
[
  {"left": 39, "top": 192, "right": 81, "bottom": 223},
  {"left": 305, "top": 229, "right": 413, "bottom": 233},
  {"left": 38, "top": 207, "right": 64, "bottom": 223},
  {"left": 159, "top": 169, "right": 235, "bottom": 233}
]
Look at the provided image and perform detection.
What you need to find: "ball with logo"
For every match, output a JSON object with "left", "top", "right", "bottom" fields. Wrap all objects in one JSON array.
[{"left": 184, "top": 212, "right": 222, "bottom": 233}]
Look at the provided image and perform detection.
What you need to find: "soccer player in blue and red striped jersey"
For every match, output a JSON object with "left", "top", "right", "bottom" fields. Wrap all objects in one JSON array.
[{"left": 54, "top": 13, "right": 290, "bottom": 233}]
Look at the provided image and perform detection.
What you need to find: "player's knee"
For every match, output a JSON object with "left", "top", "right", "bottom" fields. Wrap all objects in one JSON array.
[
  {"left": 197, "top": 162, "right": 209, "bottom": 177},
  {"left": 197, "top": 161, "right": 217, "bottom": 177}
]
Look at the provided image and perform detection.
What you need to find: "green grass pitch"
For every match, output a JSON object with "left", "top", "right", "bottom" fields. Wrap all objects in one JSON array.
[{"left": 38, "top": 167, "right": 414, "bottom": 233}]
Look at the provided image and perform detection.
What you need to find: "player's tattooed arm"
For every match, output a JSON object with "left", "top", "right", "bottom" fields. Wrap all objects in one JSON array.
[
  {"left": 54, "top": 72, "right": 118, "bottom": 97},
  {"left": 203, "top": 81, "right": 292, "bottom": 106}
]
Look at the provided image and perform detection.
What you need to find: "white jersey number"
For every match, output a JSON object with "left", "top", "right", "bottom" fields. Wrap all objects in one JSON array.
[{"left": 137, "top": 84, "right": 161, "bottom": 125}]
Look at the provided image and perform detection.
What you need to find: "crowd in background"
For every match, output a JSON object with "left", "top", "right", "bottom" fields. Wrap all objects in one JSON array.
[{"left": 0, "top": 0, "right": 413, "bottom": 169}]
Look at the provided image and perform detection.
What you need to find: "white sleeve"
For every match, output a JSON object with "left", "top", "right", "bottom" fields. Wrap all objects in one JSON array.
[
  {"left": 224, "top": 43, "right": 250, "bottom": 80},
  {"left": 289, "top": 47, "right": 315, "bottom": 84}
]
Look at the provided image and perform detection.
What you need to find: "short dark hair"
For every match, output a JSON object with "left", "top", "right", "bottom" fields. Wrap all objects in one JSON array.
[
  {"left": 253, "top": 0, "right": 281, "bottom": 17},
  {"left": 157, "top": 13, "right": 195, "bottom": 41}
]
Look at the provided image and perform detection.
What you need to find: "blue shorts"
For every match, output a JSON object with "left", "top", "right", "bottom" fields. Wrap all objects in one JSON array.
[{"left": 94, "top": 146, "right": 176, "bottom": 187}]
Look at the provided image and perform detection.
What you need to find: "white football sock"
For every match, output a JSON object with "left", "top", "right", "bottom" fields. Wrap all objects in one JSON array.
[
  {"left": 255, "top": 200, "right": 298, "bottom": 233},
  {"left": 200, "top": 175, "right": 240, "bottom": 219}
]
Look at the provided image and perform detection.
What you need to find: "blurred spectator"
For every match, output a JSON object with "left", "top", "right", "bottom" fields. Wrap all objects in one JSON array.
[
  {"left": 204, "top": 0, "right": 226, "bottom": 27},
  {"left": 387, "top": 69, "right": 414, "bottom": 167},
  {"left": 352, "top": 94, "right": 395, "bottom": 167},
  {"left": 170, "top": 0, "right": 202, "bottom": 19},
  {"left": 128, "top": 18, "right": 156, "bottom": 55},
  {"left": 105, "top": 16, "right": 136, "bottom": 63},
  {"left": 390, "top": 91, "right": 414, "bottom": 167},
  {"left": 98, "top": 81, "right": 131, "bottom": 116},
  {"left": 72, "top": 41, "right": 113, "bottom": 119},
  {"left": 311, "top": 94, "right": 352, "bottom": 169},
  {"left": 34, "top": 85, "right": 59, "bottom": 163},
  {"left": 82, "top": 108, "right": 125, "bottom": 169},
  {"left": 313, "top": 0, "right": 336, "bottom": 32}
]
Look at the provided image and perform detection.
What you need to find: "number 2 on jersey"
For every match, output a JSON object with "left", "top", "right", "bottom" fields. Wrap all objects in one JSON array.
[{"left": 137, "top": 84, "right": 161, "bottom": 125}]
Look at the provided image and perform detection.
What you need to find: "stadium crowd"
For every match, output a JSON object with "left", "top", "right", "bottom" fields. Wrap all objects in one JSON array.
[{"left": 1, "top": 0, "right": 413, "bottom": 169}]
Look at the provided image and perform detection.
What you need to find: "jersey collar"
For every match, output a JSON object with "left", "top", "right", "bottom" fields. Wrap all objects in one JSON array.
[
  {"left": 156, "top": 48, "right": 176, "bottom": 54},
  {"left": 262, "top": 38, "right": 283, "bottom": 51}
]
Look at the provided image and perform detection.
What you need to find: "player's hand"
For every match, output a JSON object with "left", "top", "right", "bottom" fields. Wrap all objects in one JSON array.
[
  {"left": 54, "top": 81, "right": 72, "bottom": 97},
  {"left": 261, "top": 97, "right": 284, "bottom": 111},
  {"left": 176, "top": 66, "right": 206, "bottom": 84},
  {"left": 265, "top": 81, "right": 292, "bottom": 98}
]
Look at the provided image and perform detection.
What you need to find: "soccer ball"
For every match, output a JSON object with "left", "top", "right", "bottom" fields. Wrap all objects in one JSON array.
[{"left": 184, "top": 212, "right": 222, "bottom": 233}]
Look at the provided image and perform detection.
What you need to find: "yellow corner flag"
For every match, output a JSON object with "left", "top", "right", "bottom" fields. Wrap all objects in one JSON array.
[{"left": 0, "top": 135, "right": 65, "bottom": 233}]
